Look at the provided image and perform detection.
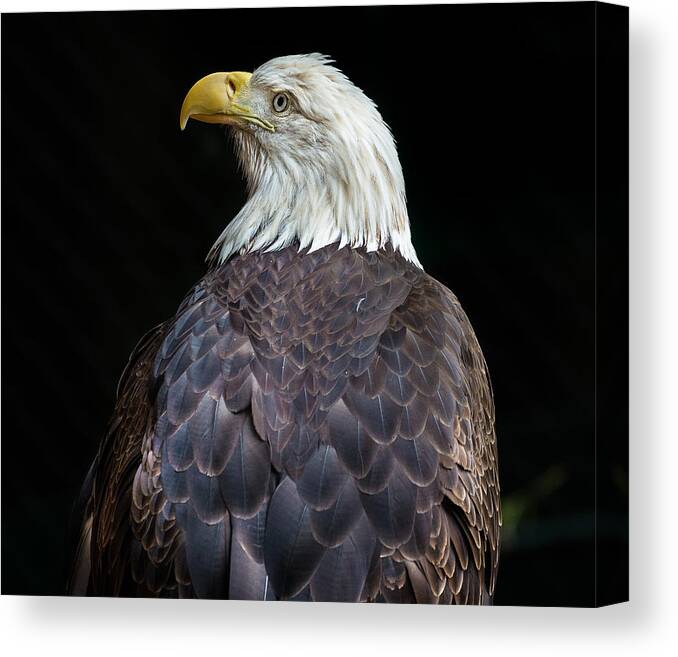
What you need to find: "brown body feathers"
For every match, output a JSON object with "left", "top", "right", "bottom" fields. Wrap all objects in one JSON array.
[{"left": 69, "top": 243, "right": 500, "bottom": 603}]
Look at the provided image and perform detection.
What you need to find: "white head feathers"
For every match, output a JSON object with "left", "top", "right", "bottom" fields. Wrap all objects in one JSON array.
[{"left": 210, "top": 54, "right": 421, "bottom": 268}]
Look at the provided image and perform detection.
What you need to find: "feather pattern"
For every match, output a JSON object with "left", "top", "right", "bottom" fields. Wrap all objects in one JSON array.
[{"left": 71, "top": 241, "right": 499, "bottom": 604}]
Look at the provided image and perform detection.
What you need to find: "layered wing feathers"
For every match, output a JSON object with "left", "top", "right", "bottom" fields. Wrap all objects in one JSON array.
[{"left": 79, "top": 244, "right": 499, "bottom": 603}]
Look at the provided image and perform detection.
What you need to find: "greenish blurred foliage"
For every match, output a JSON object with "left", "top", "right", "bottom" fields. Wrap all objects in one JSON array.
[{"left": 502, "top": 465, "right": 568, "bottom": 549}]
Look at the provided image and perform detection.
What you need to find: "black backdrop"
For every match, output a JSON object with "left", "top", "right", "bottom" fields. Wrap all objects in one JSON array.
[{"left": 1, "top": 2, "right": 628, "bottom": 605}]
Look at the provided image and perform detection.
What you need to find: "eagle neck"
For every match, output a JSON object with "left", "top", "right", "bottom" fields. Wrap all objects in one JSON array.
[{"left": 208, "top": 130, "right": 421, "bottom": 268}]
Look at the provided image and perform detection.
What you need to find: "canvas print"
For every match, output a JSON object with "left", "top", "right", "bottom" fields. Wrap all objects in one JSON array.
[{"left": 1, "top": 2, "right": 629, "bottom": 606}]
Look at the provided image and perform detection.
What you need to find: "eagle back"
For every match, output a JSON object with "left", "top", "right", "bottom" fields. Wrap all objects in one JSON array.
[{"left": 127, "top": 244, "right": 499, "bottom": 603}]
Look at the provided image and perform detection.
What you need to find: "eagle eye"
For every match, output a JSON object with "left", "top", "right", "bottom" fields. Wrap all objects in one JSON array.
[{"left": 272, "top": 92, "right": 290, "bottom": 113}]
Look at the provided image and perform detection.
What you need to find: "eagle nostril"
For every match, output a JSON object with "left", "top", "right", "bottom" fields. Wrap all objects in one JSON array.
[{"left": 226, "top": 77, "right": 236, "bottom": 98}]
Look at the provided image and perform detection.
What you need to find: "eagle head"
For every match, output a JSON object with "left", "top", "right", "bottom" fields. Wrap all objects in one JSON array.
[{"left": 180, "top": 54, "right": 419, "bottom": 267}]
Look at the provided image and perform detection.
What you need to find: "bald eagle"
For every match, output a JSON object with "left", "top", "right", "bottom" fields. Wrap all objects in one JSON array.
[{"left": 68, "top": 54, "right": 500, "bottom": 604}]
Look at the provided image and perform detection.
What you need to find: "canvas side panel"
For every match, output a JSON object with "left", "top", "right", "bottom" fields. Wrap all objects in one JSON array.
[{"left": 594, "top": 1, "right": 629, "bottom": 608}]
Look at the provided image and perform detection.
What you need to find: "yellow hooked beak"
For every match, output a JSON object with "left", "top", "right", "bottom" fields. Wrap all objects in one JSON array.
[{"left": 179, "top": 71, "right": 275, "bottom": 132}]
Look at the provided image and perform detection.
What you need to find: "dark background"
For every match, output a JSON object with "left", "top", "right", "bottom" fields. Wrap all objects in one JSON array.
[{"left": 1, "top": 2, "right": 628, "bottom": 605}]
